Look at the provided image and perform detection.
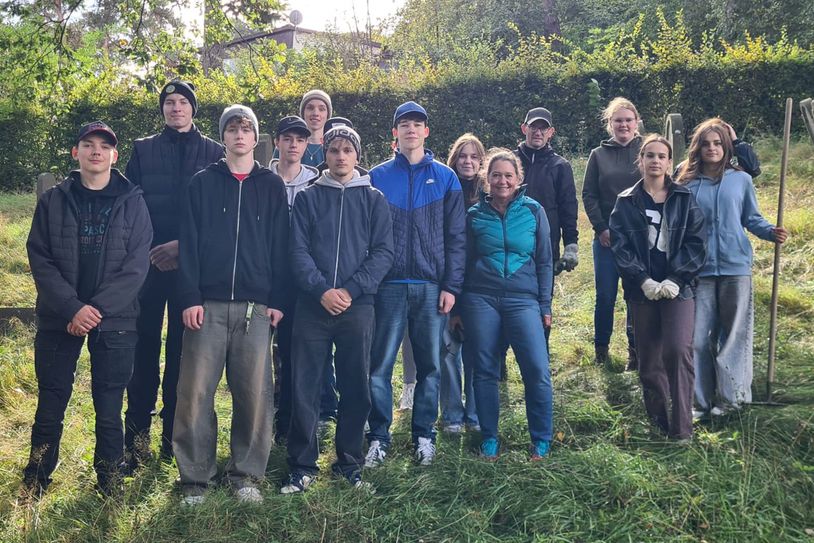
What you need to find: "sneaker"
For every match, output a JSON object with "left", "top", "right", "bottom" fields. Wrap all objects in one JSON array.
[
  {"left": 710, "top": 406, "right": 730, "bottom": 417},
  {"left": 280, "top": 472, "right": 315, "bottom": 494},
  {"left": 346, "top": 472, "right": 376, "bottom": 494},
  {"left": 467, "top": 423, "right": 481, "bottom": 432},
  {"left": 692, "top": 409, "right": 708, "bottom": 421},
  {"left": 414, "top": 437, "right": 436, "bottom": 466},
  {"left": 364, "top": 440, "right": 387, "bottom": 468},
  {"left": 479, "top": 437, "right": 499, "bottom": 460},
  {"left": 530, "top": 440, "right": 551, "bottom": 461},
  {"left": 235, "top": 486, "right": 263, "bottom": 504},
  {"left": 442, "top": 423, "right": 463, "bottom": 434},
  {"left": 398, "top": 383, "right": 415, "bottom": 410},
  {"left": 180, "top": 486, "right": 207, "bottom": 506}
]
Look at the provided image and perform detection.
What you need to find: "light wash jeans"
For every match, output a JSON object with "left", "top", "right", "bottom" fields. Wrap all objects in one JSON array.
[
  {"left": 693, "top": 276, "right": 754, "bottom": 410},
  {"left": 439, "top": 321, "right": 478, "bottom": 427}
]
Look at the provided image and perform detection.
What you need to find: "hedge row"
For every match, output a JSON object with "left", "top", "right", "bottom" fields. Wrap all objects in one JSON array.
[{"left": 2, "top": 58, "right": 813, "bottom": 191}]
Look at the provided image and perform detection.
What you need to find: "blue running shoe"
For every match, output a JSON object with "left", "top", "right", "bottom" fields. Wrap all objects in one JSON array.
[
  {"left": 530, "top": 440, "right": 551, "bottom": 461},
  {"left": 479, "top": 438, "right": 499, "bottom": 460}
]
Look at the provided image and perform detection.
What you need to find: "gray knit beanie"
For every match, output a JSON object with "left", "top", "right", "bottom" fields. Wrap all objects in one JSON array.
[
  {"left": 299, "top": 89, "right": 332, "bottom": 119},
  {"left": 219, "top": 104, "right": 259, "bottom": 144}
]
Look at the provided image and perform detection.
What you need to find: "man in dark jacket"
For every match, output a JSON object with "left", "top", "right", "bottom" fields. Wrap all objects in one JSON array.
[
  {"left": 173, "top": 105, "right": 289, "bottom": 506},
  {"left": 365, "top": 101, "right": 466, "bottom": 467},
  {"left": 24, "top": 121, "right": 153, "bottom": 497},
  {"left": 124, "top": 80, "right": 224, "bottom": 465},
  {"left": 515, "top": 107, "right": 579, "bottom": 273},
  {"left": 282, "top": 125, "right": 393, "bottom": 494}
]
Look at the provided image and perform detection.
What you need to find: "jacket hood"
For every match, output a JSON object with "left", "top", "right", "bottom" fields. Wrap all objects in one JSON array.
[
  {"left": 600, "top": 135, "right": 641, "bottom": 149},
  {"left": 269, "top": 160, "right": 318, "bottom": 188},
  {"left": 61, "top": 168, "right": 141, "bottom": 199},
  {"left": 315, "top": 169, "right": 371, "bottom": 189}
]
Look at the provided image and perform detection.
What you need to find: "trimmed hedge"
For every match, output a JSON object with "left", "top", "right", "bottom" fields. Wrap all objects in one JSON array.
[{"left": 2, "top": 57, "right": 814, "bottom": 191}]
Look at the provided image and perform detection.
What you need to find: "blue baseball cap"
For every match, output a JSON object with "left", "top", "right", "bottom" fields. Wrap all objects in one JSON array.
[{"left": 393, "top": 101, "right": 428, "bottom": 127}]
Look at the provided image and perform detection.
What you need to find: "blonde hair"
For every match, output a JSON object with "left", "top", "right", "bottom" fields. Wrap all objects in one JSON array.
[
  {"left": 448, "top": 133, "right": 486, "bottom": 202},
  {"left": 602, "top": 97, "right": 640, "bottom": 137}
]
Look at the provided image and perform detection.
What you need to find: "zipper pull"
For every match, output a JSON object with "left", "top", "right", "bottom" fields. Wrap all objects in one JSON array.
[{"left": 245, "top": 302, "right": 254, "bottom": 334}]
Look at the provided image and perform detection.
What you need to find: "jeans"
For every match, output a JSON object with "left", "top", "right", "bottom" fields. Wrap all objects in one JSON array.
[
  {"left": 125, "top": 267, "right": 184, "bottom": 457},
  {"left": 460, "top": 293, "right": 553, "bottom": 443},
  {"left": 287, "top": 300, "right": 373, "bottom": 476},
  {"left": 693, "top": 276, "right": 754, "bottom": 410},
  {"left": 592, "top": 240, "right": 634, "bottom": 348},
  {"left": 440, "top": 321, "right": 478, "bottom": 426},
  {"left": 25, "top": 329, "right": 136, "bottom": 488},
  {"left": 368, "top": 282, "right": 445, "bottom": 445},
  {"left": 630, "top": 298, "right": 695, "bottom": 439},
  {"left": 173, "top": 301, "right": 274, "bottom": 489}
]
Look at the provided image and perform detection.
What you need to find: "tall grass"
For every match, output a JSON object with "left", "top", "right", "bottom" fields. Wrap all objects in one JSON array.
[{"left": 0, "top": 143, "right": 812, "bottom": 542}]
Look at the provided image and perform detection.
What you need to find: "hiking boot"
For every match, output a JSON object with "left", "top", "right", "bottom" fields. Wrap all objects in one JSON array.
[
  {"left": 236, "top": 486, "right": 263, "bottom": 504},
  {"left": 479, "top": 437, "right": 499, "bottom": 461},
  {"left": 364, "top": 440, "right": 387, "bottom": 468},
  {"left": 398, "top": 383, "right": 415, "bottom": 411},
  {"left": 595, "top": 344, "right": 609, "bottom": 366},
  {"left": 530, "top": 440, "right": 551, "bottom": 461},
  {"left": 414, "top": 437, "right": 436, "bottom": 466},
  {"left": 280, "top": 472, "right": 315, "bottom": 494}
]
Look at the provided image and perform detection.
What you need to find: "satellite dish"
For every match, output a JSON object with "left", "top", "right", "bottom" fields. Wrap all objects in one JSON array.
[{"left": 289, "top": 10, "right": 303, "bottom": 26}]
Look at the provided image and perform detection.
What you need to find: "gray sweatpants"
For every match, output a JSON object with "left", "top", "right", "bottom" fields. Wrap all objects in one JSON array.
[
  {"left": 693, "top": 276, "right": 754, "bottom": 410},
  {"left": 173, "top": 300, "right": 274, "bottom": 489}
]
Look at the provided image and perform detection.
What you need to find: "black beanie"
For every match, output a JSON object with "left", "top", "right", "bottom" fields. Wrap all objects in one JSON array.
[{"left": 159, "top": 81, "right": 198, "bottom": 117}]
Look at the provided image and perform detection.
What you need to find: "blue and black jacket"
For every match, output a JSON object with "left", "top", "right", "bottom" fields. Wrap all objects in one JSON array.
[
  {"left": 463, "top": 188, "right": 553, "bottom": 317},
  {"left": 370, "top": 149, "right": 466, "bottom": 295}
]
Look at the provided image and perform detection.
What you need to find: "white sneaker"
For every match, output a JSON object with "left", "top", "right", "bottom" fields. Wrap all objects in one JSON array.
[
  {"left": 692, "top": 409, "right": 707, "bottom": 421},
  {"left": 280, "top": 473, "right": 315, "bottom": 494},
  {"left": 442, "top": 423, "right": 463, "bottom": 434},
  {"left": 235, "top": 486, "right": 263, "bottom": 504},
  {"left": 181, "top": 494, "right": 205, "bottom": 507},
  {"left": 364, "top": 440, "right": 387, "bottom": 468},
  {"left": 710, "top": 406, "right": 730, "bottom": 417},
  {"left": 398, "top": 383, "right": 415, "bottom": 411},
  {"left": 415, "top": 437, "right": 436, "bottom": 466}
]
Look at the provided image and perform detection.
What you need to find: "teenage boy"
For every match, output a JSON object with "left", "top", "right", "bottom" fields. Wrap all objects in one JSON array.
[
  {"left": 173, "top": 105, "right": 289, "bottom": 505},
  {"left": 269, "top": 115, "right": 318, "bottom": 440},
  {"left": 24, "top": 121, "right": 153, "bottom": 496},
  {"left": 282, "top": 125, "right": 393, "bottom": 493},
  {"left": 366, "top": 101, "right": 466, "bottom": 467},
  {"left": 515, "top": 107, "right": 579, "bottom": 275},
  {"left": 272, "top": 89, "right": 332, "bottom": 167},
  {"left": 124, "top": 80, "right": 224, "bottom": 465}
]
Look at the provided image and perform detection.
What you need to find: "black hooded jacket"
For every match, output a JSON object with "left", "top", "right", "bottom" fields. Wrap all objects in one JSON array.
[
  {"left": 125, "top": 124, "right": 224, "bottom": 246},
  {"left": 27, "top": 170, "right": 153, "bottom": 331},
  {"left": 178, "top": 159, "right": 290, "bottom": 311},
  {"left": 514, "top": 143, "right": 579, "bottom": 260}
]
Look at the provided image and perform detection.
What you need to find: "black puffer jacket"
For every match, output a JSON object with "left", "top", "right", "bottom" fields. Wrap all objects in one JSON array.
[
  {"left": 514, "top": 143, "right": 579, "bottom": 261},
  {"left": 27, "top": 170, "right": 153, "bottom": 331},
  {"left": 125, "top": 124, "right": 224, "bottom": 246},
  {"left": 609, "top": 179, "right": 707, "bottom": 302}
]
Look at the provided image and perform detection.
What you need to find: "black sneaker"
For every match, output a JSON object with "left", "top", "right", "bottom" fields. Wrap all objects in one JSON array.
[{"left": 280, "top": 472, "right": 315, "bottom": 494}]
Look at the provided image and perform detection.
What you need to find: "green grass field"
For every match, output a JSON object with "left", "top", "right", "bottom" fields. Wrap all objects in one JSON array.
[{"left": 0, "top": 138, "right": 812, "bottom": 542}]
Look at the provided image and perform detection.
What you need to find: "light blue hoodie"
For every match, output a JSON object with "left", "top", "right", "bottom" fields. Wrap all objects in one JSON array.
[{"left": 684, "top": 169, "right": 774, "bottom": 277}]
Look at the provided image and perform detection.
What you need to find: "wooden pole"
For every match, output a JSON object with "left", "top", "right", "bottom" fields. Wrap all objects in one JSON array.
[{"left": 766, "top": 97, "right": 793, "bottom": 403}]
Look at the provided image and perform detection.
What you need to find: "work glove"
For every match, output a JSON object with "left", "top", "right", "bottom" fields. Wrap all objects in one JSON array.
[
  {"left": 658, "top": 279, "right": 680, "bottom": 299},
  {"left": 641, "top": 278, "right": 663, "bottom": 301},
  {"left": 554, "top": 243, "right": 579, "bottom": 275}
]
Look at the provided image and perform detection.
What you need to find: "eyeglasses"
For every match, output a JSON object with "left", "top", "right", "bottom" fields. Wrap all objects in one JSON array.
[{"left": 528, "top": 125, "right": 551, "bottom": 134}]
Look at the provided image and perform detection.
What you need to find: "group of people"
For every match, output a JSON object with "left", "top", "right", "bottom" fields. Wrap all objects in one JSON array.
[{"left": 21, "top": 81, "right": 786, "bottom": 504}]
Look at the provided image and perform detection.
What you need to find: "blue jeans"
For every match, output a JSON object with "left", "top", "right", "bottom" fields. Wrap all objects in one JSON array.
[
  {"left": 440, "top": 321, "right": 478, "bottom": 426},
  {"left": 461, "top": 293, "right": 553, "bottom": 442},
  {"left": 368, "top": 283, "right": 445, "bottom": 444},
  {"left": 593, "top": 240, "right": 634, "bottom": 347}
]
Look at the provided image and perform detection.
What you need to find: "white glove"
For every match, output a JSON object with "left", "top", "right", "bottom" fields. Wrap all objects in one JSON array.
[
  {"left": 641, "top": 278, "right": 663, "bottom": 301},
  {"left": 658, "top": 279, "right": 680, "bottom": 299}
]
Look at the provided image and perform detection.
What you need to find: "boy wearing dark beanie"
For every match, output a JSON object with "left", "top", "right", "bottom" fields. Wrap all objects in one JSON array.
[
  {"left": 124, "top": 80, "right": 223, "bottom": 468},
  {"left": 282, "top": 126, "right": 393, "bottom": 494}
]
